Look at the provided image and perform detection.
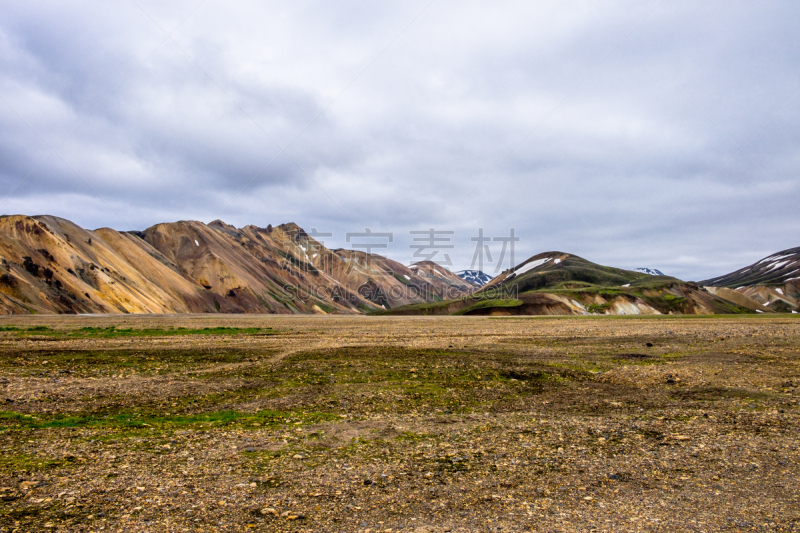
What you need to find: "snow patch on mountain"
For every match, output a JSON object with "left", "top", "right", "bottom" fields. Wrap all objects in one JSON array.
[
  {"left": 634, "top": 267, "right": 665, "bottom": 276},
  {"left": 456, "top": 270, "right": 494, "bottom": 287},
  {"left": 515, "top": 258, "right": 551, "bottom": 275}
]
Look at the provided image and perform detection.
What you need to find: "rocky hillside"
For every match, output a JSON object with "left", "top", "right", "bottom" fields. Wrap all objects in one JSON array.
[{"left": 0, "top": 215, "right": 476, "bottom": 314}]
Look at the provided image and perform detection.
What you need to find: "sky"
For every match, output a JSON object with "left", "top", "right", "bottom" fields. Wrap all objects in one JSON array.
[{"left": 1, "top": 1, "right": 799, "bottom": 280}]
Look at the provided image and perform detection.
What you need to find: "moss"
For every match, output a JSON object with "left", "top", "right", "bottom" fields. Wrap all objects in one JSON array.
[
  {"left": 587, "top": 302, "right": 614, "bottom": 314},
  {"left": 392, "top": 272, "right": 411, "bottom": 285},
  {"left": 5, "top": 326, "right": 280, "bottom": 339},
  {"left": 454, "top": 299, "right": 524, "bottom": 315},
  {"left": 314, "top": 299, "right": 336, "bottom": 313},
  {"left": 0, "top": 409, "right": 338, "bottom": 432},
  {"left": 0, "top": 452, "right": 75, "bottom": 474}
]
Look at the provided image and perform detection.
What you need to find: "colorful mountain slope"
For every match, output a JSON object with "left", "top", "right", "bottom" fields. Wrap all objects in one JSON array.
[{"left": 0, "top": 215, "right": 475, "bottom": 314}]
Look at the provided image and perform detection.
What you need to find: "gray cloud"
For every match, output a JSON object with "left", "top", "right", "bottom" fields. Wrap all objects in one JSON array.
[{"left": 1, "top": 0, "right": 799, "bottom": 280}]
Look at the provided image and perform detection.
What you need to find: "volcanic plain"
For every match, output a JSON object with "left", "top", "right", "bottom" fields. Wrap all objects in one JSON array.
[{"left": 0, "top": 314, "right": 798, "bottom": 532}]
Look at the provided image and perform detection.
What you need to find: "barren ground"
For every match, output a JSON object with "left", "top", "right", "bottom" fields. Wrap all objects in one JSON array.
[{"left": 0, "top": 314, "right": 798, "bottom": 532}]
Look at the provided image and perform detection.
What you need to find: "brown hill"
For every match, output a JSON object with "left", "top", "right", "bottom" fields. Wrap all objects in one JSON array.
[{"left": 0, "top": 215, "right": 476, "bottom": 314}]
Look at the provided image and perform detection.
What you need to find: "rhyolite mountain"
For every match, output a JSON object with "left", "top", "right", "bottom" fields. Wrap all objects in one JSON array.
[
  {"left": 380, "top": 251, "right": 754, "bottom": 316},
  {"left": 0, "top": 215, "right": 477, "bottom": 314},
  {"left": 700, "top": 247, "right": 800, "bottom": 313}
]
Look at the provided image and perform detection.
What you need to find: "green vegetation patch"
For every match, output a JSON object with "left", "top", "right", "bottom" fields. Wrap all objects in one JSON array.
[
  {"left": 0, "top": 347, "right": 272, "bottom": 375},
  {"left": 454, "top": 298, "right": 524, "bottom": 315},
  {"left": 0, "top": 409, "right": 338, "bottom": 432},
  {"left": 0, "top": 452, "right": 76, "bottom": 474},
  {"left": 587, "top": 302, "right": 614, "bottom": 314},
  {"left": 0, "top": 325, "right": 281, "bottom": 339},
  {"left": 270, "top": 345, "right": 566, "bottom": 414}
]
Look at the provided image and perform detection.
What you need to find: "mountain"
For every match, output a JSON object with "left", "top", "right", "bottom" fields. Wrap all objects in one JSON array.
[
  {"left": 634, "top": 267, "right": 665, "bottom": 276},
  {"left": 379, "top": 251, "right": 753, "bottom": 316},
  {"left": 482, "top": 251, "right": 669, "bottom": 293},
  {"left": 455, "top": 270, "right": 493, "bottom": 287},
  {"left": 700, "top": 247, "right": 800, "bottom": 313},
  {"left": 700, "top": 247, "right": 800, "bottom": 287},
  {"left": 409, "top": 262, "right": 479, "bottom": 295},
  {"left": 0, "top": 215, "right": 476, "bottom": 314}
]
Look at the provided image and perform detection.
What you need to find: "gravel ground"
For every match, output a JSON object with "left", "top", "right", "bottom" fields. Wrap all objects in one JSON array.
[{"left": 0, "top": 314, "right": 798, "bottom": 532}]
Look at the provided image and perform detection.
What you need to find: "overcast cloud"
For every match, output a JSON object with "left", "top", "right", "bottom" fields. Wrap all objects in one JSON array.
[{"left": 1, "top": 1, "right": 799, "bottom": 280}]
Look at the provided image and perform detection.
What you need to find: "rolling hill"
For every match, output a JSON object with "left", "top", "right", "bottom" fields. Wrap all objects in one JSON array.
[{"left": 379, "top": 251, "right": 754, "bottom": 316}]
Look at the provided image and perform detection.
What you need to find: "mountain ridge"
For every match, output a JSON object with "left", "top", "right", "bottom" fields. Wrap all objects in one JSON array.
[
  {"left": 2, "top": 214, "right": 796, "bottom": 316},
  {"left": 0, "top": 215, "right": 475, "bottom": 314}
]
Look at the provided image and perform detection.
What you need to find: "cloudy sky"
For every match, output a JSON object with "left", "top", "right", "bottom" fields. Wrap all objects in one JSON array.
[{"left": 1, "top": 1, "right": 799, "bottom": 280}]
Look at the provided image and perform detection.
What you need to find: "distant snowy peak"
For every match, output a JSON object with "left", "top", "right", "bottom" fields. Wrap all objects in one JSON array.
[
  {"left": 456, "top": 270, "right": 494, "bottom": 287},
  {"left": 634, "top": 268, "right": 665, "bottom": 276}
]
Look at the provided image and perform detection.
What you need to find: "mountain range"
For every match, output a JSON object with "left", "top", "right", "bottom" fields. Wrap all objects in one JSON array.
[
  {"left": 0, "top": 215, "right": 475, "bottom": 314},
  {"left": 0, "top": 214, "right": 796, "bottom": 315}
]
